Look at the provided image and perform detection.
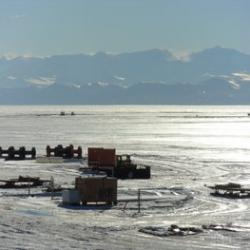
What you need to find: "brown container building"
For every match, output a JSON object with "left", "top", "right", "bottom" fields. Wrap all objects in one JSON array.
[
  {"left": 75, "top": 176, "right": 117, "bottom": 205},
  {"left": 88, "top": 148, "right": 116, "bottom": 167}
]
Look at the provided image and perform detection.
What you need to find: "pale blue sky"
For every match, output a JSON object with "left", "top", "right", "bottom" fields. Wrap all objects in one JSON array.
[{"left": 0, "top": 0, "right": 249, "bottom": 57}]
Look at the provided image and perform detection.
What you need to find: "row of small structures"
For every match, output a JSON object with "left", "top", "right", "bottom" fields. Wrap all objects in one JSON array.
[
  {"left": 46, "top": 145, "right": 82, "bottom": 159},
  {"left": 0, "top": 144, "right": 150, "bottom": 206},
  {"left": 1, "top": 144, "right": 249, "bottom": 207},
  {"left": 0, "top": 146, "right": 36, "bottom": 160},
  {"left": 0, "top": 144, "right": 150, "bottom": 179},
  {"left": 0, "top": 145, "right": 82, "bottom": 160}
]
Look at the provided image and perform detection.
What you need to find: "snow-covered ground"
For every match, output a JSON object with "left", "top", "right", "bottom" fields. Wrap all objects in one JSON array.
[{"left": 1, "top": 106, "right": 250, "bottom": 249}]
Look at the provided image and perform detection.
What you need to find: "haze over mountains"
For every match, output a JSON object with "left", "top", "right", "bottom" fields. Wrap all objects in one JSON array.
[{"left": 1, "top": 46, "right": 250, "bottom": 104}]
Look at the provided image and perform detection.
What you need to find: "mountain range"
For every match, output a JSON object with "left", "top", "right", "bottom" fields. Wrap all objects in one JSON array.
[{"left": 0, "top": 46, "right": 250, "bottom": 104}]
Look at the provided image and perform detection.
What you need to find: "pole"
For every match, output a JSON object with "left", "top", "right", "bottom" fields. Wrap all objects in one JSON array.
[
  {"left": 50, "top": 176, "right": 54, "bottom": 200},
  {"left": 28, "top": 182, "right": 30, "bottom": 197},
  {"left": 138, "top": 189, "right": 141, "bottom": 213}
]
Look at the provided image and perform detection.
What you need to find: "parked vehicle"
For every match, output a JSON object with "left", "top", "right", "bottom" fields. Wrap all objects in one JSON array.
[{"left": 87, "top": 148, "right": 151, "bottom": 179}]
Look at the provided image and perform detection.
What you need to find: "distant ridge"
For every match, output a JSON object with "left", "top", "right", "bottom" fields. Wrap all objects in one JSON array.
[{"left": 0, "top": 47, "right": 250, "bottom": 104}]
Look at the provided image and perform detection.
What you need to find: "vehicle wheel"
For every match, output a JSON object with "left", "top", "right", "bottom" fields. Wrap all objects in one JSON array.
[{"left": 128, "top": 171, "right": 134, "bottom": 179}]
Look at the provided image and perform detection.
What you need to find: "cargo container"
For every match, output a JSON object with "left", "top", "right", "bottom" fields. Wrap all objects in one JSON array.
[
  {"left": 88, "top": 148, "right": 116, "bottom": 167},
  {"left": 75, "top": 176, "right": 117, "bottom": 205}
]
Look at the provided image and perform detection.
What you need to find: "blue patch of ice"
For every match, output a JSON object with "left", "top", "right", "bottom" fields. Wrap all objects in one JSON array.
[{"left": 16, "top": 209, "right": 52, "bottom": 217}]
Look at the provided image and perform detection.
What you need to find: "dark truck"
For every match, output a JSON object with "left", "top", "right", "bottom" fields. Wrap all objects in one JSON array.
[{"left": 87, "top": 148, "right": 151, "bottom": 179}]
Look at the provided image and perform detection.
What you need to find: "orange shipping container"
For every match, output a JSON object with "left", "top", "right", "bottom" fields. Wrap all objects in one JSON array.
[
  {"left": 88, "top": 148, "right": 102, "bottom": 166},
  {"left": 88, "top": 148, "right": 116, "bottom": 167},
  {"left": 100, "top": 148, "right": 116, "bottom": 167}
]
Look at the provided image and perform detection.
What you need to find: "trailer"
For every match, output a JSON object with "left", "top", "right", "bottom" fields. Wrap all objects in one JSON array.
[
  {"left": 207, "top": 183, "right": 250, "bottom": 199},
  {"left": 0, "top": 176, "right": 50, "bottom": 189},
  {"left": 87, "top": 148, "right": 151, "bottom": 179}
]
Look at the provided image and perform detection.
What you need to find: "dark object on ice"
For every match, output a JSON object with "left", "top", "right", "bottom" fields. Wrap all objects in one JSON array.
[
  {"left": 210, "top": 190, "right": 250, "bottom": 199},
  {"left": 0, "top": 176, "right": 50, "bottom": 189},
  {"left": 79, "top": 168, "right": 107, "bottom": 177},
  {"left": 75, "top": 176, "right": 117, "bottom": 205},
  {"left": 208, "top": 182, "right": 242, "bottom": 190},
  {"left": 44, "top": 185, "right": 63, "bottom": 192},
  {"left": 87, "top": 148, "right": 151, "bottom": 179},
  {"left": 59, "top": 111, "right": 75, "bottom": 116},
  {"left": 139, "top": 224, "right": 203, "bottom": 237},
  {"left": 207, "top": 183, "right": 250, "bottom": 199},
  {"left": 202, "top": 224, "right": 238, "bottom": 232},
  {"left": 0, "top": 146, "right": 36, "bottom": 160},
  {"left": 46, "top": 144, "right": 82, "bottom": 159},
  {"left": 115, "top": 154, "right": 151, "bottom": 179}
]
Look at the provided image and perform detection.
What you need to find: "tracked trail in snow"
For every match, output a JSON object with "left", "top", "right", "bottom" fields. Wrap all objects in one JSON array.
[{"left": 1, "top": 106, "right": 250, "bottom": 249}]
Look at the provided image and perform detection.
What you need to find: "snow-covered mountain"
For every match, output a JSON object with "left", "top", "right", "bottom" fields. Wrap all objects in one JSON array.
[{"left": 0, "top": 47, "right": 250, "bottom": 104}]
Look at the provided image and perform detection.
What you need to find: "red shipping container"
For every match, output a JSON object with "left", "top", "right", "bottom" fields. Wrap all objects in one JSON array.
[
  {"left": 88, "top": 148, "right": 102, "bottom": 166},
  {"left": 100, "top": 149, "right": 116, "bottom": 167},
  {"left": 88, "top": 148, "right": 116, "bottom": 167}
]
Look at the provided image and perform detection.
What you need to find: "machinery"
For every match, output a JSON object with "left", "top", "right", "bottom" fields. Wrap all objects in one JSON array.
[
  {"left": 87, "top": 148, "right": 151, "bottom": 179},
  {"left": 0, "top": 146, "right": 36, "bottom": 160},
  {"left": 0, "top": 176, "right": 49, "bottom": 188},
  {"left": 46, "top": 144, "right": 82, "bottom": 159}
]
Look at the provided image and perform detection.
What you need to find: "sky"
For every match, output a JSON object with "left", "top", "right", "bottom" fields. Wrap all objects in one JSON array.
[{"left": 0, "top": 0, "right": 250, "bottom": 57}]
